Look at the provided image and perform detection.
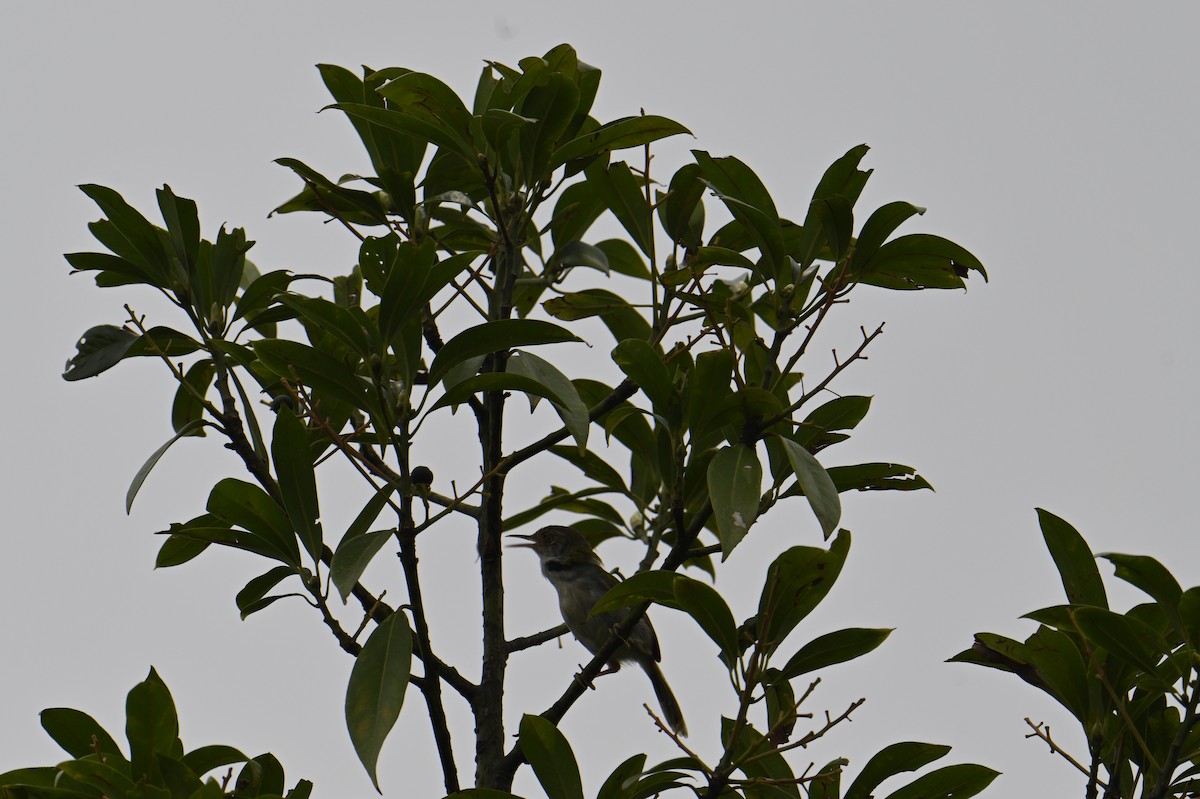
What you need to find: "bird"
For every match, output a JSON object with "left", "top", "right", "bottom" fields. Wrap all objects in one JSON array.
[{"left": 509, "top": 525, "right": 687, "bottom": 736}]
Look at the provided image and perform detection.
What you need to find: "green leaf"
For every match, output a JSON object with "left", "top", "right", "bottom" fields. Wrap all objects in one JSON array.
[
  {"left": 507, "top": 350, "right": 590, "bottom": 451},
  {"left": 330, "top": 102, "right": 475, "bottom": 166},
  {"left": 801, "top": 395, "right": 871, "bottom": 433},
  {"left": 427, "top": 320, "right": 582, "bottom": 388},
  {"left": 551, "top": 115, "right": 691, "bottom": 167},
  {"left": 590, "top": 570, "right": 678, "bottom": 616},
  {"left": 502, "top": 487, "right": 621, "bottom": 532},
  {"left": 332, "top": 490, "right": 396, "bottom": 601},
  {"left": 612, "top": 339, "right": 676, "bottom": 412},
  {"left": 126, "top": 420, "right": 206, "bottom": 513},
  {"left": 692, "top": 151, "right": 783, "bottom": 273},
  {"left": 811, "top": 195, "right": 854, "bottom": 264},
  {"left": 707, "top": 444, "right": 763, "bottom": 558},
  {"left": 778, "top": 438, "right": 841, "bottom": 539},
  {"left": 279, "top": 295, "right": 372, "bottom": 358},
  {"left": 782, "top": 628, "right": 893, "bottom": 679},
  {"left": 658, "top": 163, "right": 706, "bottom": 247},
  {"left": 684, "top": 349, "right": 734, "bottom": 439},
  {"left": 180, "top": 745, "right": 249, "bottom": 776},
  {"left": 1072, "top": 606, "right": 1168, "bottom": 681},
  {"left": 851, "top": 201, "right": 925, "bottom": 268},
  {"left": 171, "top": 360, "right": 214, "bottom": 437},
  {"left": 126, "top": 668, "right": 180, "bottom": 784},
  {"left": 549, "top": 181, "right": 606, "bottom": 250},
  {"left": 1037, "top": 509, "right": 1107, "bottom": 608},
  {"left": 844, "top": 742, "right": 951, "bottom": 799},
  {"left": 39, "top": 709, "right": 124, "bottom": 761},
  {"left": 586, "top": 162, "right": 654, "bottom": 257},
  {"left": 207, "top": 478, "right": 301, "bottom": 566},
  {"left": 1021, "top": 626, "right": 1090, "bottom": 722},
  {"left": 550, "top": 240, "right": 610, "bottom": 273},
  {"left": 235, "top": 566, "right": 296, "bottom": 620},
  {"left": 596, "top": 754, "right": 647, "bottom": 799},
  {"left": 547, "top": 446, "right": 628, "bottom": 493},
  {"left": 346, "top": 612, "right": 412, "bottom": 792},
  {"left": 758, "top": 532, "right": 850, "bottom": 652},
  {"left": 1099, "top": 552, "right": 1183, "bottom": 636},
  {"left": 518, "top": 72, "right": 580, "bottom": 181},
  {"left": 596, "top": 239, "right": 651, "bottom": 280},
  {"left": 79, "top": 184, "right": 168, "bottom": 283},
  {"left": 825, "top": 463, "right": 933, "bottom": 493},
  {"left": 56, "top": 761, "right": 137, "bottom": 798},
  {"left": 720, "top": 718, "right": 798, "bottom": 798},
  {"left": 518, "top": 716, "right": 583, "bottom": 799},
  {"left": 253, "top": 340, "right": 376, "bottom": 417},
  {"left": 859, "top": 234, "right": 987, "bottom": 290},
  {"left": 543, "top": 289, "right": 652, "bottom": 343},
  {"left": 62, "top": 324, "right": 137, "bottom": 381},
  {"left": 673, "top": 576, "right": 739, "bottom": 661},
  {"left": 272, "top": 411, "right": 323, "bottom": 562},
  {"left": 881, "top": 764, "right": 999, "bottom": 799}
]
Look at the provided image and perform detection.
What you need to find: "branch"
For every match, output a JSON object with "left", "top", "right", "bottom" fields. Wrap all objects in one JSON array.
[
  {"left": 1025, "top": 718, "right": 1102, "bottom": 785},
  {"left": 506, "top": 624, "right": 569, "bottom": 654}
]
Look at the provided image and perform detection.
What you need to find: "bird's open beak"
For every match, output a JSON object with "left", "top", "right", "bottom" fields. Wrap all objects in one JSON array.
[{"left": 506, "top": 533, "right": 537, "bottom": 549}]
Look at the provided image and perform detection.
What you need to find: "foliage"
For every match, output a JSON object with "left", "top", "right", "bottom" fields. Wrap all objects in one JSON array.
[
  {"left": 954, "top": 511, "right": 1200, "bottom": 798},
  {"left": 12, "top": 44, "right": 994, "bottom": 798},
  {"left": 0, "top": 670, "right": 311, "bottom": 799}
]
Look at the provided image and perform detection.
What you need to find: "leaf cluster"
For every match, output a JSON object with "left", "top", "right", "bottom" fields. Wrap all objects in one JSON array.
[{"left": 954, "top": 510, "right": 1200, "bottom": 798}]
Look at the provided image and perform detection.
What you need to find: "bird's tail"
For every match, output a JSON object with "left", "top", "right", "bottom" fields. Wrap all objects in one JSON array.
[{"left": 642, "top": 659, "right": 687, "bottom": 737}]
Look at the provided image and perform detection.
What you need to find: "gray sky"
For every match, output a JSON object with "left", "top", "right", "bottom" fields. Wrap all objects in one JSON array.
[{"left": 3, "top": 3, "right": 1198, "bottom": 797}]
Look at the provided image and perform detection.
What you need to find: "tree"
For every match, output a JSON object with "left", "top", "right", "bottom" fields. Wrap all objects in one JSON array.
[
  {"left": 955, "top": 511, "right": 1200, "bottom": 798},
  {"left": 2, "top": 45, "right": 995, "bottom": 799}
]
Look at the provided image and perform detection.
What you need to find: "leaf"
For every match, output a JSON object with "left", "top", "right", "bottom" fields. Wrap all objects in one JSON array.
[
  {"left": 692, "top": 151, "right": 783, "bottom": 273},
  {"left": 518, "top": 716, "right": 584, "bottom": 799},
  {"left": 1099, "top": 552, "right": 1183, "bottom": 636},
  {"left": 825, "top": 463, "right": 933, "bottom": 493},
  {"left": 590, "top": 570, "right": 678, "bottom": 616},
  {"left": 778, "top": 438, "right": 841, "bottom": 539},
  {"left": 658, "top": 163, "right": 706, "bottom": 247},
  {"left": 851, "top": 201, "right": 925, "bottom": 268},
  {"left": 881, "top": 763, "right": 999, "bottom": 799},
  {"left": 235, "top": 566, "right": 296, "bottom": 620},
  {"left": 1037, "top": 509, "right": 1107, "bottom": 608},
  {"left": 346, "top": 612, "right": 412, "bottom": 792},
  {"left": 596, "top": 754, "right": 648, "bottom": 799},
  {"left": 859, "top": 234, "right": 987, "bottom": 290},
  {"left": 551, "top": 115, "right": 691, "bottom": 167},
  {"left": 844, "top": 742, "right": 951, "bottom": 799},
  {"left": 507, "top": 350, "right": 590, "bottom": 451},
  {"left": 707, "top": 444, "right": 763, "bottom": 558},
  {"left": 272, "top": 411, "right": 323, "bottom": 562},
  {"left": 543, "top": 289, "right": 652, "bottom": 343},
  {"left": 518, "top": 72, "right": 580, "bottom": 181},
  {"left": 57, "top": 760, "right": 138, "bottom": 798},
  {"left": 207, "top": 478, "right": 301, "bottom": 566},
  {"left": 126, "top": 668, "right": 180, "bottom": 784},
  {"left": 801, "top": 395, "right": 872, "bottom": 433},
  {"left": 758, "top": 532, "right": 850, "bottom": 652},
  {"left": 550, "top": 240, "right": 609, "bottom": 273},
  {"left": 427, "top": 320, "right": 582, "bottom": 387},
  {"left": 279, "top": 295, "right": 372, "bottom": 358},
  {"left": 612, "top": 339, "right": 676, "bottom": 412},
  {"left": 596, "top": 239, "right": 651, "bottom": 280},
  {"left": 39, "top": 709, "right": 124, "bottom": 761},
  {"left": 180, "top": 745, "right": 249, "bottom": 776},
  {"left": 62, "top": 324, "right": 137, "bottom": 381},
  {"left": 1072, "top": 606, "right": 1168, "bottom": 681},
  {"left": 79, "top": 184, "right": 168, "bottom": 282},
  {"left": 672, "top": 576, "right": 739, "bottom": 661},
  {"left": 171, "top": 360, "right": 215, "bottom": 437},
  {"left": 586, "top": 161, "right": 654, "bottom": 256},
  {"left": 782, "top": 628, "right": 893, "bottom": 679},
  {"left": 126, "top": 420, "right": 206, "bottom": 513},
  {"left": 332, "top": 523, "right": 395, "bottom": 603},
  {"left": 253, "top": 340, "right": 376, "bottom": 417}
]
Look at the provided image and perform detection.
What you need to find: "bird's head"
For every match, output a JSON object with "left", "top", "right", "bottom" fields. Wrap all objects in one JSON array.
[{"left": 508, "top": 525, "right": 603, "bottom": 567}]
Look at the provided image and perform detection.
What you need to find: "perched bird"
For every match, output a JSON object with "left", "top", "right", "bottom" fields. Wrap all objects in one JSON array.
[{"left": 510, "top": 525, "right": 687, "bottom": 736}]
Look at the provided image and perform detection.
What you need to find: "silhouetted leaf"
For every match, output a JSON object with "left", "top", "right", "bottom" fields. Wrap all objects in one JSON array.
[
  {"left": 346, "top": 613, "right": 412, "bottom": 792},
  {"left": 518, "top": 716, "right": 583, "bottom": 799}
]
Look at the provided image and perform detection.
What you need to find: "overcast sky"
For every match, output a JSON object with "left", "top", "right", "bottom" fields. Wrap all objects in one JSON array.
[{"left": 3, "top": 3, "right": 1198, "bottom": 798}]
